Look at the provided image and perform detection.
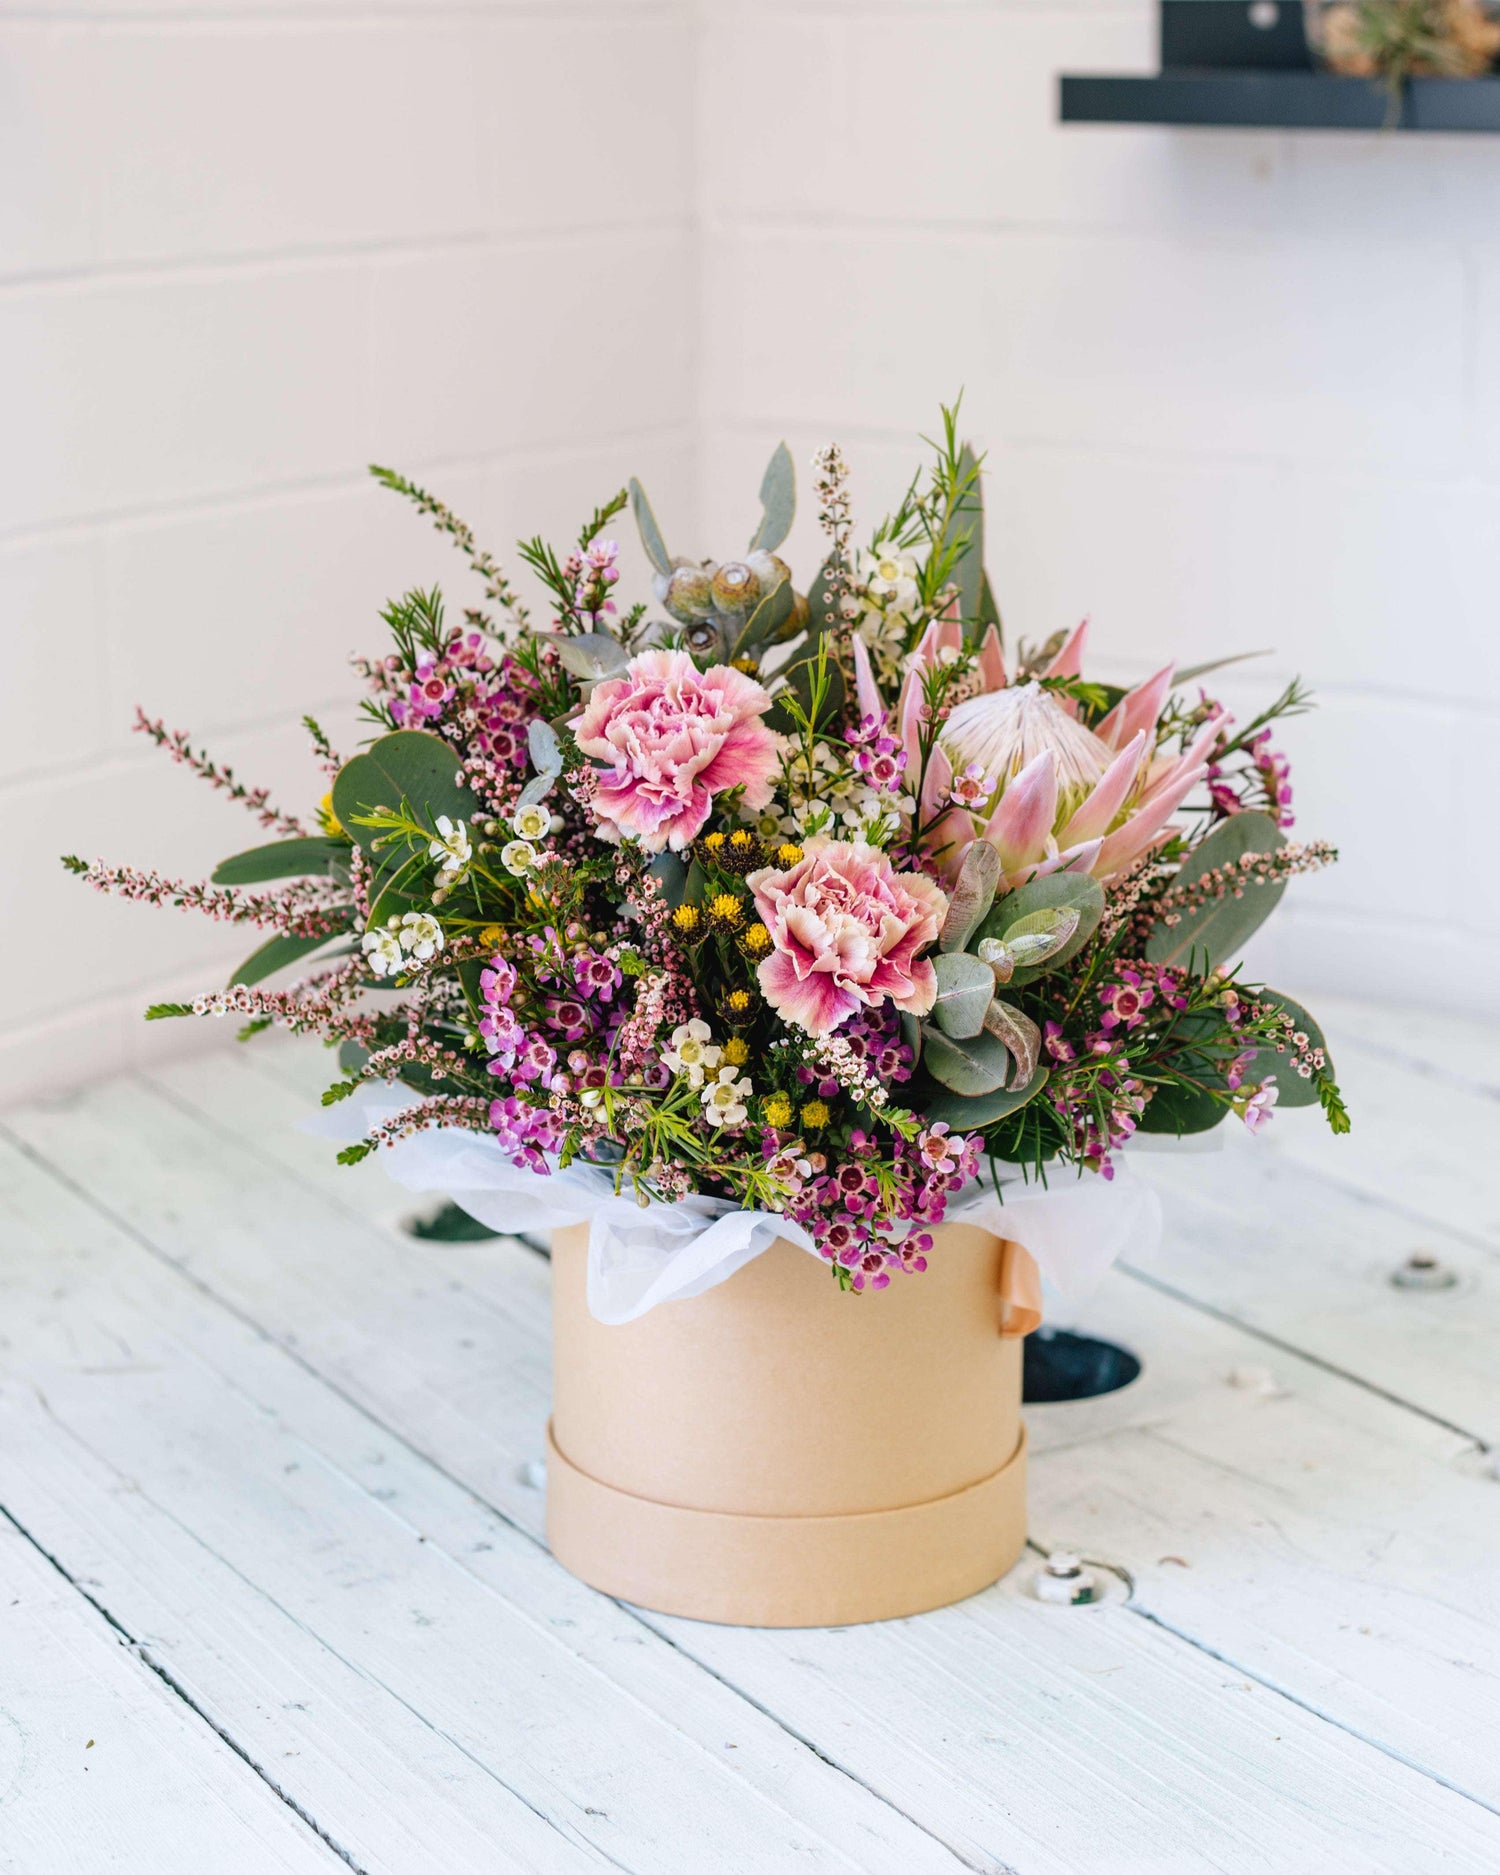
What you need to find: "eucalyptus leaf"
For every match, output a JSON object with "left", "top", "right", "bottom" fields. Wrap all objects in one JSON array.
[
  {"left": 331, "top": 730, "right": 474, "bottom": 858},
  {"left": 982, "top": 871, "right": 1103, "bottom": 985},
  {"left": 940, "top": 840, "right": 1001, "bottom": 953},
  {"left": 981, "top": 998, "right": 1041, "bottom": 1086},
  {"left": 337, "top": 1039, "right": 369, "bottom": 1075},
  {"left": 805, "top": 556, "right": 842, "bottom": 638},
  {"left": 749, "top": 441, "right": 796, "bottom": 553},
  {"left": 1145, "top": 811, "right": 1286, "bottom": 971},
  {"left": 515, "top": 772, "right": 556, "bottom": 809},
  {"left": 730, "top": 575, "right": 795, "bottom": 660},
  {"left": 930, "top": 950, "right": 996, "bottom": 1041},
  {"left": 1230, "top": 989, "right": 1329, "bottom": 1112},
  {"left": 899, "top": 1008, "right": 923, "bottom": 1068},
  {"left": 919, "top": 1025, "right": 1013, "bottom": 1097},
  {"left": 647, "top": 851, "right": 690, "bottom": 911},
  {"left": 228, "top": 929, "right": 338, "bottom": 989},
  {"left": 527, "top": 717, "right": 563, "bottom": 776},
  {"left": 1135, "top": 1078, "right": 1226, "bottom": 1136},
  {"left": 950, "top": 442, "right": 984, "bottom": 629},
  {"left": 212, "top": 837, "right": 344, "bottom": 886},
  {"left": 629, "top": 476, "right": 672, "bottom": 575},
  {"left": 918, "top": 1065, "right": 1048, "bottom": 1133},
  {"left": 1175, "top": 649, "right": 1270, "bottom": 685},
  {"left": 555, "top": 632, "right": 629, "bottom": 682},
  {"left": 998, "top": 906, "right": 1079, "bottom": 969}
]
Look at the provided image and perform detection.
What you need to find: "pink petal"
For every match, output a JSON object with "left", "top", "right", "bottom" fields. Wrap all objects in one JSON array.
[
  {"left": 1094, "top": 764, "right": 1204, "bottom": 879},
  {"left": 977, "top": 622, "right": 1006, "bottom": 693},
  {"left": 1057, "top": 731, "right": 1147, "bottom": 846},
  {"left": 999, "top": 838, "right": 1102, "bottom": 893},
  {"left": 851, "top": 632, "right": 883, "bottom": 725},
  {"left": 983, "top": 750, "right": 1057, "bottom": 877},
  {"left": 920, "top": 742, "right": 953, "bottom": 824},
  {"left": 921, "top": 808, "right": 980, "bottom": 884},
  {"left": 1140, "top": 709, "right": 1227, "bottom": 805},
  {"left": 1097, "top": 662, "right": 1174, "bottom": 752},
  {"left": 1044, "top": 617, "right": 1090, "bottom": 680},
  {"left": 757, "top": 949, "right": 856, "bottom": 1037}
]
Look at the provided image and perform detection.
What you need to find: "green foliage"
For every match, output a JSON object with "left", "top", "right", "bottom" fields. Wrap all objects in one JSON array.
[
  {"left": 748, "top": 442, "right": 796, "bottom": 554},
  {"left": 920, "top": 1024, "right": 1015, "bottom": 1096},
  {"left": 804, "top": 555, "right": 842, "bottom": 639},
  {"left": 930, "top": 950, "right": 996, "bottom": 1040},
  {"left": 1144, "top": 811, "right": 1286, "bottom": 970},
  {"left": 981, "top": 872, "right": 1104, "bottom": 985},
  {"left": 211, "top": 837, "right": 344, "bottom": 886},
  {"left": 1230, "top": 990, "right": 1330, "bottom": 1113},
  {"left": 406, "top": 1201, "right": 502, "bottom": 1243},
  {"left": 766, "top": 637, "right": 845, "bottom": 736},
  {"left": 729, "top": 576, "right": 797, "bottom": 662},
  {"left": 527, "top": 719, "right": 563, "bottom": 775},
  {"left": 331, "top": 730, "right": 475, "bottom": 860},
  {"left": 337, "top": 1142, "right": 374, "bottom": 1166},
  {"left": 939, "top": 840, "right": 1001, "bottom": 953},
  {"left": 144, "top": 1001, "right": 193, "bottom": 1020},
  {"left": 919, "top": 1065, "right": 1049, "bottom": 1132},
  {"left": 628, "top": 476, "right": 672, "bottom": 575},
  {"left": 338, "top": 1039, "right": 370, "bottom": 1075},
  {"left": 228, "top": 930, "right": 338, "bottom": 988},
  {"left": 578, "top": 488, "right": 628, "bottom": 552},
  {"left": 236, "top": 1016, "right": 273, "bottom": 1042},
  {"left": 555, "top": 632, "right": 629, "bottom": 682},
  {"left": 647, "top": 851, "right": 690, "bottom": 910},
  {"left": 949, "top": 442, "right": 985, "bottom": 635},
  {"left": 1135, "top": 1075, "right": 1225, "bottom": 1136}
]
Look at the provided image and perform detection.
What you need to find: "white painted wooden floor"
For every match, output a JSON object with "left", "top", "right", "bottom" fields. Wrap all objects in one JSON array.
[{"left": 2, "top": 997, "right": 1498, "bottom": 1875}]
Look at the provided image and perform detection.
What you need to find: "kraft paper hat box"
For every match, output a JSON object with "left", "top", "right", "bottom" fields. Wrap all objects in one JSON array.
[{"left": 548, "top": 1221, "right": 1034, "bottom": 1628}]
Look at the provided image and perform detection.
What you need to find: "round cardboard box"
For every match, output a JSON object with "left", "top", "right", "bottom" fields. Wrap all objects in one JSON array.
[{"left": 546, "top": 1220, "right": 1028, "bottom": 1627}]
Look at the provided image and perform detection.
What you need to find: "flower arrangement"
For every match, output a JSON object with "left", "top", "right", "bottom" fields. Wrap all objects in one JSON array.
[{"left": 67, "top": 405, "right": 1347, "bottom": 1293}]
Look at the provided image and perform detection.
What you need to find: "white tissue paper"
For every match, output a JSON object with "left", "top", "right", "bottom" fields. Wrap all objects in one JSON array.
[{"left": 307, "top": 1085, "right": 1161, "bottom": 1325}]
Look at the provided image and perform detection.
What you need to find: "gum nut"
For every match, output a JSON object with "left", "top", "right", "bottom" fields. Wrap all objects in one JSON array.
[
  {"left": 745, "top": 550, "right": 791, "bottom": 592},
  {"left": 662, "top": 564, "right": 716, "bottom": 623},
  {"left": 685, "top": 620, "right": 723, "bottom": 657},
  {"left": 711, "top": 560, "right": 762, "bottom": 616}
]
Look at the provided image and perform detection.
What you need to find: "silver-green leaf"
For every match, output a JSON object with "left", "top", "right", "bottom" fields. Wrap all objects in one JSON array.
[
  {"left": 981, "top": 998, "right": 1041, "bottom": 1086},
  {"left": 940, "top": 840, "right": 1001, "bottom": 953},
  {"left": 930, "top": 950, "right": 996, "bottom": 1041},
  {"left": 629, "top": 477, "right": 672, "bottom": 575},
  {"left": 749, "top": 441, "right": 796, "bottom": 553},
  {"left": 527, "top": 718, "right": 563, "bottom": 776},
  {"left": 555, "top": 633, "right": 630, "bottom": 682},
  {"left": 1144, "top": 811, "right": 1286, "bottom": 970}
]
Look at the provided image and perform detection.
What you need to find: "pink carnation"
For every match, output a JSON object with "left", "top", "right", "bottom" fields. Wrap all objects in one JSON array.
[
  {"left": 747, "top": 838, "right": 949, "bottom": 1037},
  {"left": 573, "top": 648, "right": 779, "bottom": 853}
]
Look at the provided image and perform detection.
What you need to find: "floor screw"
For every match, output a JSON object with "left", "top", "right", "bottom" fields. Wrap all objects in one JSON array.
[
  {"left": 1391, "top": 1251, "right": 1459, "bottom": 1291},
  {"left": 1033, "top": 1550, "right": 1099, "bottom": 1605}
]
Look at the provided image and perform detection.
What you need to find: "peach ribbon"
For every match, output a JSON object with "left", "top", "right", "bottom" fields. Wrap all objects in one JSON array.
[{"left": 999, "top": 1241, "right": 1044, "bottom": 1339}]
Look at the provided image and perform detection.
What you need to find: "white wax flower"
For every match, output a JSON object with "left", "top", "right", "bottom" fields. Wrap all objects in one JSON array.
[
  {"left": 701, "top": 1065, "right": 751, "bottom": 1128},
  {"left": 662, "top": 1018, "right": 722, "bottom": 1089},
  {"left": 510, "top": 802, "right": 552, "bottom": 842},
  {"left": 361, "top": 925, "right": 405, "bottom": 977},
  {"left": 501, "top": 838, "right": 538, "bottom": 876},
  {"left": 398, "top": 911, "right": 444, "bottom": 961},
  {"left": 429, "top": 814, "right": 473, "bottom": 879}
]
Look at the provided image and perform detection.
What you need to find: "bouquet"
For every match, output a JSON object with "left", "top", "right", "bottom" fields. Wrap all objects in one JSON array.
[{"left": 67, "top": 405, "right": 1347, "bottom": 1294}]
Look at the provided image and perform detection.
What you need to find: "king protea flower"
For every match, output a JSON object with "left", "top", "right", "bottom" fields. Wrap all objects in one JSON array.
[{"left": 855, "top": 616, "right": 1224, "bottom": 889}]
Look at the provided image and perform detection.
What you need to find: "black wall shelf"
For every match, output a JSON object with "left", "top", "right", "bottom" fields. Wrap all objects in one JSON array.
[
  {"left": 1061, "top": 0, "right": 1500, "bottom": 132},
  {"left": 1061, "top": 72, "right": 1500, "bottom": 132}
]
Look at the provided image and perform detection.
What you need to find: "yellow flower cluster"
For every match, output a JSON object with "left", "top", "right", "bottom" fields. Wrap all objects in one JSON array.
[
  {"left": 721, "top": 1037, "right": 750, "bottom": 1066},
  {"left": 739, "top": 924, "right": 772, "bottom": 958},
  {"left": 672, "top": 903, "right": 701, "bottom": 935},
  {"left": 707, "top": 892, "right": 744, "bottom": 930},
  {"left": 800, "top": 1099, "right": 831, "bottom": 1129},
  {"left": 761, "top": 1092, "right": 792, "bottom": 1129},
  {"left": 725, "top": 987, "right": 753, "bottom": 1016}
]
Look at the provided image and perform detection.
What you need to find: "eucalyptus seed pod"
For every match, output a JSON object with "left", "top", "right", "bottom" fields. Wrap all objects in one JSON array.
[
  {"left": 710, "top": 560, "right": 762, "bottom": 616},
  {"left": 658, "top": 560, "right": 716, "bottom": 623},
  {"left": 684, "top": 618, "right": 724, "bottom": 660},
  {"left": 744, "top": 550, "right": 791, "bottom": 595}
]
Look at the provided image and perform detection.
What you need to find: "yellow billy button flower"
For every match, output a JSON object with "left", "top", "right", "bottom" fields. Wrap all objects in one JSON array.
[
  {"left": 671, "top": 903, "right": 702, "bottom": 936},
  {"left": 721, "top": 1036, "right": 750, "bottom": 1067},
  {"left": 479, "top": 925, "right": 505, "bottom": 948},
  {"left": 800, "top": 1098, "right": 831, "bottom": 1129},
  {"left": 761, "top": 1092, "right": 793, "bottom": 1129},
  {"left": 739, "top": 924, "right": 772, "bottom": 958},
  {"left": 700, "top": 831, "right": 727, "bottom": 859},
  {"left": 707, "top": 892, "right": 744, "bottom": 930},
  {"left": 725, "top": 987, "right": 754, "bottom": 1017},
  {"left": 775, "top": 843, "right": 804, "bottom": 867}
]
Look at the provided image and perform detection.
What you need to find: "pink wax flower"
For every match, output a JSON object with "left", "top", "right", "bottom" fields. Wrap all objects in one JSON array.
[
  {"left": 573, "top": 648, "right": 779, "bottom": 854},
  {"left": 573, "top": 648, "right": 780, "bottom": 847},
  {"left": 746, "top": 838, "right": 948, "bottom": 1037}
]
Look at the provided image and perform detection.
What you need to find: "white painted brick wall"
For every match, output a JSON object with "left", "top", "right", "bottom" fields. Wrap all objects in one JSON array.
[
  {"left": 5, "top": 0, "right": 1491, "bottom": 1103},
  {"left": 1, "top": 3, "right": 696, "bottom": 1103},
  {"left": 698, "top": 0, "right": 1496, "bottom": 1023}
]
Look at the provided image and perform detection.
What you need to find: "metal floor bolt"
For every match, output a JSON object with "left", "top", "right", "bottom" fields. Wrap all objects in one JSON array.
[
  {"left": 1391, "top": 1251, "right": 1458, "bottom": 1291},
  {"left": 1033, "top": 1550, "right": 1100, "bottom": 1605}
]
